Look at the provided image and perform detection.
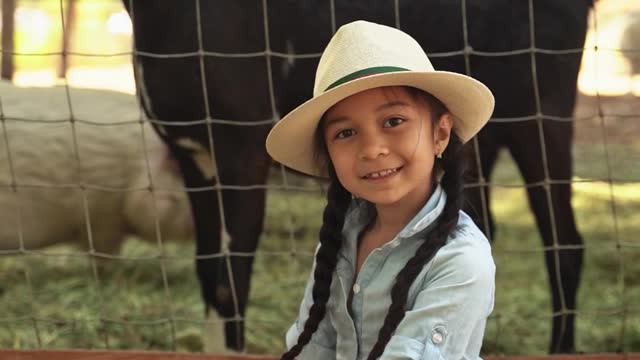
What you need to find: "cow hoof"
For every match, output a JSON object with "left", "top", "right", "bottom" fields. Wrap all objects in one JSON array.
[{"left": 203, "top": 309, "right": 236, "bottom": 354}]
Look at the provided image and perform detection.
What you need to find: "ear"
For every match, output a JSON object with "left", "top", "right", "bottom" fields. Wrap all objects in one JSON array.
[{"left": 433, "top": 112, "right": 453, "bottom": 155}]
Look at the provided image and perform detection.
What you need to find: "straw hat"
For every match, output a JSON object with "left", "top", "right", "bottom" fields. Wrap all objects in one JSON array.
[{"left": 266, "top": 20, "right": 494, "bottom": 177}]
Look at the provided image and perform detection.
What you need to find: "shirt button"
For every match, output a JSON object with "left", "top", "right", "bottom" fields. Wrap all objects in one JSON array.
[
  {"left": 431, "top": 326, "right": 447, "bottom": 345},
  {"left": 432, "top": 332, "right": 443, "bottom": 344},
  {"left": 353, "top": 283, "right": 361, "bottom": 294}
]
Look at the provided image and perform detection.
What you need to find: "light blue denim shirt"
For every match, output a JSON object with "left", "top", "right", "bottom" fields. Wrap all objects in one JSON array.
[{"left": 286, "top": 185, "right": 496, "bottom": 359}]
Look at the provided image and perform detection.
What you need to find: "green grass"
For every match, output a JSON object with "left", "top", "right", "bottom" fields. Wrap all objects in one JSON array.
[
  {"left": 0, "top": 145, "right": 639, "bottom": 355},
  {"left": 476, "top": 147, "right": 640, "bottom": 355}
]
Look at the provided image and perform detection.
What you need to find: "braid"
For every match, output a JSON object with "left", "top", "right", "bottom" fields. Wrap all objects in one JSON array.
[
  {"left": 367, "top": 133, "right": 466, "bottom": 360},
  {"left": 281, "top": 167, "right": 351, "bottom": 360}
]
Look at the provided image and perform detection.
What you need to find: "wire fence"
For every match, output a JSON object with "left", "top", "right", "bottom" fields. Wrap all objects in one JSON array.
[{"left": 0, "top": 0, "right": 639, "bottom": 356}]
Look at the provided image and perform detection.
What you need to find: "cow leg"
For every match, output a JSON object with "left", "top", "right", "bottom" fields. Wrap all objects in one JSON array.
[
  {"left": 508, "top": 120, "right": 583, "bottom": 353},
  {"left": 165, "top": 141, "right": 229, "bottom": 350},
  {"left": 215, "top": 185, "right": 268, "bottom": 350},
  {"left": 204, "top": 124, "right": 271, "bottom": 351},
  {"left": 213, "top": 162, "right": 270, "bottom": 351},
  {"left": 463, "top": 125, "right": 501, "bottom": 241},
  {"left": 169, "top": 138, "right": 268, "bottom": 352}
]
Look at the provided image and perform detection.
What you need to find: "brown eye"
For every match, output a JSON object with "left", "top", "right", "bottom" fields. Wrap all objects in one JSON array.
[
  {"left": 336, "top": 129, "right": 355, "bottom": 139},
  {"left": 383, "top": 117, "right": 404, "bottom": 128}
]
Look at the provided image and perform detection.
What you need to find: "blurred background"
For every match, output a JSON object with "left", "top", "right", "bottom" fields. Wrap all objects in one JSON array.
[{"left": 0, "top": 0, "right": 639, "bottom": 357}]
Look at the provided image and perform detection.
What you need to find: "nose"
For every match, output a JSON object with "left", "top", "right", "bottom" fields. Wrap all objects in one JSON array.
[{"left": 358, "top": 132, "right": 389, "bottom": 160}]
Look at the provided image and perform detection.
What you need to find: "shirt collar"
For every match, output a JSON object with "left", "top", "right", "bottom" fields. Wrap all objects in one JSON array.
[
  {"left": 342, "top": 183, "right": 447, "bottom": 242},
  {"left": 398, "top": 184, "right": 447, "bottom": 238}
]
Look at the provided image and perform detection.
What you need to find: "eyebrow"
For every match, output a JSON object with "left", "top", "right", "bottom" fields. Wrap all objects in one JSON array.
[
  {"left": 324, "top": 100, "right": 411, "bottom": 129},
  {"left": 375, "top": 100, "right": 411, "bottom": 112}
]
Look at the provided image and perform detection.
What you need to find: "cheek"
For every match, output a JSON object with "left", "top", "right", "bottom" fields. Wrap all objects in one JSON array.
[
  {"left": 399, "top": 129, "right": 435, "bottom": 158},
  {"left": 332, "top": 160, "right": 353, "bottom": 185},
  {"left": 327, "top": 145, "right": 350, "bottom": 173},
  {"left": 408, "top": 140, "right": 437, "bottom": 175},
  {"left": 327, "top": 146, "right": 360, "bottom": 190}
]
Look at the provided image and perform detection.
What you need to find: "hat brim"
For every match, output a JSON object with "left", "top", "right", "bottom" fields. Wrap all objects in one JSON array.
[{"left": 265, "top": 70, "right": 495, "bottom": 178}]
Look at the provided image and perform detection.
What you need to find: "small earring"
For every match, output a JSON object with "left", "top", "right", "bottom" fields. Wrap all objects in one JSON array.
[{"left": 436, "top": 152, "right": 442, "bottom": 159}]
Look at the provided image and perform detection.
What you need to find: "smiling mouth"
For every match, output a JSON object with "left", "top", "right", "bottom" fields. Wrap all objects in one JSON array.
[{"left": 362, "top": 167, "right": 402, "bottom": 180}]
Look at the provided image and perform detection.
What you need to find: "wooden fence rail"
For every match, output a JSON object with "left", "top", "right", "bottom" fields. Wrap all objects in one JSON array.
[{"left": 1, "top": 350, "right": 640, "bottom": 360}]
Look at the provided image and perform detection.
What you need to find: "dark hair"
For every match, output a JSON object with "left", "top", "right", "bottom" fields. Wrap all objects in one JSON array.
[{"left": 282, "top": 86, "right": 466, "bottom": 360}]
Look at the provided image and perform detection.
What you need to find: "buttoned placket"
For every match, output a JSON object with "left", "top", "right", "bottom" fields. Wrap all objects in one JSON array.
[
  {"left": 350, "top": 235, "right": 406, "bottom": 359},
  {"left": 334, "top": 188, "right": 445, "bottom": 359},
  {"left": 336, "top": 234, "right": 359, "bottom": 360},
  {"left": 336, "top": 273, "right": 358, "bottom": 360}
]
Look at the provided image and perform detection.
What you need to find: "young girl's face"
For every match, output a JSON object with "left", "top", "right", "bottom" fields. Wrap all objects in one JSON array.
[{"left": 323, "top": 86, "right": 452, "bottom": 206}]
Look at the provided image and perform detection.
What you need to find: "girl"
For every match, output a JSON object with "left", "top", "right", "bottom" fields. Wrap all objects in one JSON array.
[{"left": 266, "top": 20, "right": 496, "bottom": 360}]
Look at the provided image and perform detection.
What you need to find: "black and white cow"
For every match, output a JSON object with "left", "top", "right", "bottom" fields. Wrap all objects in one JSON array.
[
  {"left": 124, "top": 0, "right": 591, "bottom": 353},
  {"left": 123, "top": 1, "right": 273, "bottom": 352}
]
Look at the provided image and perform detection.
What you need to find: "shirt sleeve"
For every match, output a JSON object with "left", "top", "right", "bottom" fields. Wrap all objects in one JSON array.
[
  {"left": 379, "top": 235, "right": 496, "bottom": 360},
  {"left": 285, "top": 248, "right": 338, "bottom": 360}
]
